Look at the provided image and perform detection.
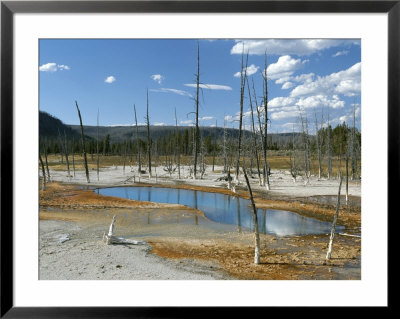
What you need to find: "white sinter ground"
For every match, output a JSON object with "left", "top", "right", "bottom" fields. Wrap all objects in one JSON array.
[{"left": 45, "top": 164, "right": 361, "bottom": 198}]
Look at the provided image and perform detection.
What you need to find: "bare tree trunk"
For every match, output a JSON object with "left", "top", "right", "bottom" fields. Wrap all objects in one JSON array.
[
  {"left": 71, "top": 137, "right": 76, "bottom": 178},
  {"left": 212, "top": 120, "right": 217, "bottom": 172},
  {"left": 326, "top": 108, "right": 332, "bottom": 180},
  {"left": 175, "top": 108, "right": 181, "bottom": 179},
  {"left": 103, "top": 215, "right": 146, "bottom": 245},
  {"left": 345, "top": 155, "right": 349, "bottom": 204},
  {"left": 326, "top": 175, "right": 343, "bottom": 260},
  {"left": 193, "top": 42, "right": 200, "bottom": 180},
  {"left": 223, "top": 117, "right": 227, "bottom": 173},
  {"left": 58, "top": 129, "right": 67, "bottom": 176},
  {"left": 134, "top": 104, "right": 141, "bottom": 176},
  {"left": 43, "top": 142, "right": 51, "bottom": 181},
  {"left": 123, "top": 140, "right": 127, "bottom": 174},
  {"left": 262, "top": 52, "right": 271, "bottom": 190},
  {"left": 63, "top": 130, "right": 71, "bottom": 177},
  {"left": 314, "top": 109, "right": 322, "bottom": 179},
  {"left": 146, "top": 90, "right": 152, "bottom": 177},
  {"left": 75, "top": 100, "right": 90, "bottom": 183},
  {"left": 299, "top": 108, "right": 311, "bottom": 184},
  {"left": 252, "top": 78, "right": 267, "bottom": 188},
  {"left": 198, "top": 131, "right": 206, "bottom": 179},
  {"left": 247, "top": 78, "right": 262, "bottom": 185},
  {"left": 235, "top": 49, "right": 248, "bottom": 183},
  {"left": 351, "top": 102, "right": 357, "bottom": 180},
  {"left": 96, "top": 108, "right": 100, "bottom": 181},
  {"left": 289, "top": 125, "right": 298, "bottom": 182},
  {"left": 39, "top": 153, "right": 46, "bottom": 190},
  {"left": 243, "top": 167, "right": 261, "bottom": 264}
]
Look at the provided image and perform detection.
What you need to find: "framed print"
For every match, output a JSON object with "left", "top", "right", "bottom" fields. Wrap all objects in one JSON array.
[{"left": 1, "top": 0, "right": 395, "bottom": 316}]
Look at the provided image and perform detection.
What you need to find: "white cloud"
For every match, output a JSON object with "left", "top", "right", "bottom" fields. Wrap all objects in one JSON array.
[
  {"left": 290, "top": 62, "right": 361, "bottom": 97},
  {"left": 184, "top": 83, "right": 232, "bottom": 90},
  {"left": 39, "top": 62, "right": 71, "bottom": 72},
  {"left": 292, "top": 73, "right": 315, "bottom": 84},
  {"left": 40, "top": 63, "right": 58, "bottom": 72},
  {"left": 296, "top": 94, "right": 345, "bottom": 109},
  {"left": 151, "top": 74, "right": 164, "bottom": 84},
  {"left": 269, "top": 97, "right": 296, "bottom": 109},
  {"left": 199, "top": 116, "right": 215, "bottom": 121},
  {"left": 107, "top": 124, "right": 134, "bottom": 127},
  {"left": 281, "top": 82, "right": 294, "bottom": 90},
  {"left": 335, "top": 79, "right": 361, "bottom": 96},
  {"left": 154, "top": 122, "right": 166, "bottom": 126},
  {"left": 332, "top": 50, "right": 349, "bottom": 57},
  {"left": 268, "top": 94, "right": 345, "bottom": 119},
  {"left": 267, "top": 55, "right": 307, "bottom": 80},
  {"left": 270, "top": 110, "right": 301, "bottom": 120},
  {"left": 336, "top": 104, "right": 361, "bottom": 124},
  {"left": 282, "top": 122, "right": 299, "bottom": 128},
  {"left": 275, "top": 72, "right": 315, "bottom": 85},
  {"left": 149, "top": 88, "right": 192, "bottom": 97},
  {"left": 58, "top": 64, "right": 70, "bottom": 71},
  {"left": 231, "top": 39, "right": 360, "bottom": 56},
  {"left": 104, "top": 76, "right": 116, "bottom": 83},
  {"left": 234, "top": 64, "right": 259, "bottom": 77},
  {"left": 180, "top": 119, "right": 193, "bottom": 125}
]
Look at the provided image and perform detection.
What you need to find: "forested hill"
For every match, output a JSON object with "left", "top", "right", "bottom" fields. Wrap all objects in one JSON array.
[
  {"left": 67, "top": 124, "right": 252, "bottom": 143},
  {"left": 39, "top": 110, "right": 301, "bottom": 145},
  {"left": 39, "top": 111, "right": 248, "bottom": 143},
  {"left": 39, "top": 111, "right": 82, "bottom": 140}
]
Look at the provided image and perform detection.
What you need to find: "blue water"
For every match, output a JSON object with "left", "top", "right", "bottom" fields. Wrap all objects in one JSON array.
[{"left": 96, "top": 187, "right": 344, "bottom": 237}]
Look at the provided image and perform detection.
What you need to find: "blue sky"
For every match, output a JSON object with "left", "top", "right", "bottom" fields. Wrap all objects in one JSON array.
[{"left": 39, "top": 39, "right": 361, "bottom": 133}]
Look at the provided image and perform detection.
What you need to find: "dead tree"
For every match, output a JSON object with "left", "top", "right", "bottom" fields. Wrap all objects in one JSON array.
[
  {"left": 193, "top": 42, "right": 200, "bottom": 180},
  {"left": 289, "top": 125, "right": 299, "bottom": 182},
  {"left": 39, "top": 153, "right": 46, "bottom": 190},
  {"left": 234, "top": 49, "right": 248, "bottom": 183},
  {"left": 326, "top": 174, "right": 343, "bottom": 260},
  {"left": 58, "top": 129, "right": 70, "bottom": 177},
  {"left": 252, "top": 78, "right": 269, "bottom": 189},
  {"left": 175, "top": 108, "right": 181, "bottom": 179},
  {"left": 199, "top": 133, "right": 206, "bottom": 179},
  {"left": 103, "top": 215, "right": 146, "bottom": 245},
  {"left": 314, "top": 109, "right": 323, "bottom": 179},
  {"left": 350, "top": 102, "right": 359, "bottom": 180},
  {"left": 212, "top": 120, "right": 217, "bottom": 172},
  {"left": 122, "top": 140, "right": 128, "bottom": 174},
  {"left": 247, "top": 78, "right": 262, "bottom": 185},
  {"left": 345, "top": 154, "right": 349, "bottom": 204},
  {"left": 71, "top": 138, "right": 76, "bottom": 178},
  {"left": 261, "top": 52, "right": 271, "bottom": 190},
  {"left": 134, "top": 104, "right": 142, "bottom": 176},
  {"left": 223, "top": 117, "right": 228, "bottom": 173},
  {"left": 164, "top": 137, "right": 175, "bottom": 177},
  {"left": 75, "top": 100, "right": 90, "bottom": 183},
  {"left": 243, "top": 167, "right": 261, "bottom": 264},
  {"left": 299, "top": 108, "right": 311, "bottom": 184},
  {"left": 146, "top": 90, "right": 152, "bottom": 177},
  {"left": 43, "top": 142, "right": 51, "bottom": 181},
  {"left": 63, "top": 130, "right": 71, "bottom": 177},
  {"left": 96, "top": 108, "right": 100, "bottom": 181},
  {"left": 326, "top": 108, "right": 332, "bottom": 180}
]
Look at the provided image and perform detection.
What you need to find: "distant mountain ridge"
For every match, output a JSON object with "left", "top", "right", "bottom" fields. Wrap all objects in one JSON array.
[
  {"left": 39, "top": 111, "right": 301, "bottom": 144},
  {"left": 39, "top": 111, "right": 82, "bottom": 140}
]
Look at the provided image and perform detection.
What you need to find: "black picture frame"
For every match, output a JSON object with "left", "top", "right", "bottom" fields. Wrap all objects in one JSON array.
[{"left": 1, "top": 1, "right": 394, "bottom": 317}]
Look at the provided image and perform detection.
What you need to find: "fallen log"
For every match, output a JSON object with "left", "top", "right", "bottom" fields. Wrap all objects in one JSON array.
[{"left": 103, "top": 215, "right": 146, "bottom": 245}]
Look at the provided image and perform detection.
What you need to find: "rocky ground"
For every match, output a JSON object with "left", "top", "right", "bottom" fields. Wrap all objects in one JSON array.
[{"left": 39, "top": 164, "right": 361, "bottom": 280}]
